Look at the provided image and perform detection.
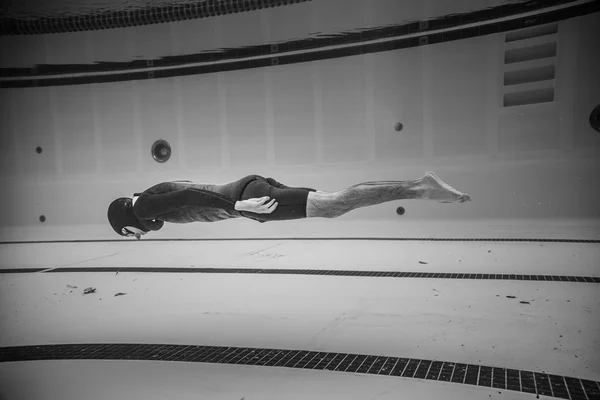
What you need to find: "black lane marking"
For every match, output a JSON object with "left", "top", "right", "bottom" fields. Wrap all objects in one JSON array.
[
  {"left": 0, "top": 268, "right": 48, "bottom": 274},
  {"left": 1, "top": 267, "right": 598, "bottom": 283},
  {"left": 1, "top": 344, "right": 598, "bottom": 399},
  {"left": 1, "top": 237, "right": 599, "bottom": 245}
]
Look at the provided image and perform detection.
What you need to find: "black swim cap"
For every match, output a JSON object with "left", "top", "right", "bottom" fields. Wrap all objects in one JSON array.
[{"left": 107, "top": 197, "right": 150, "bottom": 236}]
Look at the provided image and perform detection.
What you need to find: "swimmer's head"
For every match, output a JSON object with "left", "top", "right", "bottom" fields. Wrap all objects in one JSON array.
[{"left": 107, "top": 197, "right": 150, "bottom": 239}]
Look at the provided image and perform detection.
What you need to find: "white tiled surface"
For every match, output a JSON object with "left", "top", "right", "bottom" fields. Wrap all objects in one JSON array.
[
  {"left": 2, "top": 218, "right": 600, "bottom": 243},
  {"left": 0, "top": 219, "right": 599, "bottom": 399}
]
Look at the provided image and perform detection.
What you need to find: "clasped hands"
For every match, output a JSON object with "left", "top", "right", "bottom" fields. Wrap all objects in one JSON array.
[{"left": 235, "top": 196, "right": 278, "bottom": 214}]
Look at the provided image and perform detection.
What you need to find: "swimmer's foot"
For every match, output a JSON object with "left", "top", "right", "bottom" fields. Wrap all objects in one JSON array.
[{"left": 420, "top": 172, "right": 471, "bottom": 203}]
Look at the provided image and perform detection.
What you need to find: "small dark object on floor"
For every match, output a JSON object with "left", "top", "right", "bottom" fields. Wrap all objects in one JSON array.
[
  {"left": 520, "top": 301, "right": 530, "bottom": 304},
  {"left": 83, "top": 287, "right": 96, "bottom": 295},
  {"left": 396, "top": 206, "right": 405, "bottom": 215},
  {"left": 67, "top": 285, "right": 77, "bottom": 289},
  {"left": 506, "top": 296, "right": 516, "bottom": 298},
  {"left": 419, "top": 261, "right": 428, "bottom": 264},
  {"left": 114, "top": 293, "right": 127, "bottom": 297}
]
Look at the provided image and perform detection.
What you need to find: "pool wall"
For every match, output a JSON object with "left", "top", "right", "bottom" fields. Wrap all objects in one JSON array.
[{"left": 0, "top": 1, "right": 598, "bottom": 242}]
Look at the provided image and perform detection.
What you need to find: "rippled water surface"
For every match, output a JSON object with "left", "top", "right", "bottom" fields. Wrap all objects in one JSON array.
[
  {"left": 1, "top": 0, "right": 528, "bottom": 20},
  {"left": 2, "top": 0, "right": 206, "bottom": 19}
]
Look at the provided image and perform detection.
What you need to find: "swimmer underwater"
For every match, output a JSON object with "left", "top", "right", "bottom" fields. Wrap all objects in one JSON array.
[{"left": 108, "top": 172, "right": 471, "bottom": 239}]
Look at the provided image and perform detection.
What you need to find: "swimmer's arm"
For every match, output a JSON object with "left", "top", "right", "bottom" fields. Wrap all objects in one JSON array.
[{"left": 134, "top": 189, "right": 236, "bottom": 219}]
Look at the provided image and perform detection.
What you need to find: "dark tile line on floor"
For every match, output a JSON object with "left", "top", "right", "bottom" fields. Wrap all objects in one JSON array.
[
  {"left": 1, "top": 343, "right": 598, "bottom": 399},
  {"left": 1, "top": 267, "right": 599, "bottom": 283},
  {"left": 2, "top": 237, "right": 599, "bottom": 245}
]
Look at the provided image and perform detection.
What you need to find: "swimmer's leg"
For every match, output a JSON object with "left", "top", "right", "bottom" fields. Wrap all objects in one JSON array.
[{"left": 305, "top": 171, "right": 470, "bottom": 218}]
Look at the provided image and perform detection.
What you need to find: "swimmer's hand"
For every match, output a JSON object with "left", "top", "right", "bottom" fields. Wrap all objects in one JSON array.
[{"left": 235, "top": 196, "right": 278, "bottom": 214}]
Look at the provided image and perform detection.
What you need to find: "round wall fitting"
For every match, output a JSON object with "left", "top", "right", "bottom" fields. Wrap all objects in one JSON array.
[
  {"left": 590, "top": 104, "right": 600, "bottom": 133},
  {"left": 151, "top": 140, "right": 171, "bottom": 163},
  {"left": 36, "top": 147, "right": 42, "bottom": 154}
]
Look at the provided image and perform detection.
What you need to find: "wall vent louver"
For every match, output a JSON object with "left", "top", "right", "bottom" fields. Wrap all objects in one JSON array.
[{"left": 502, "top": 24, "right": 558, "bottom": 107}]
